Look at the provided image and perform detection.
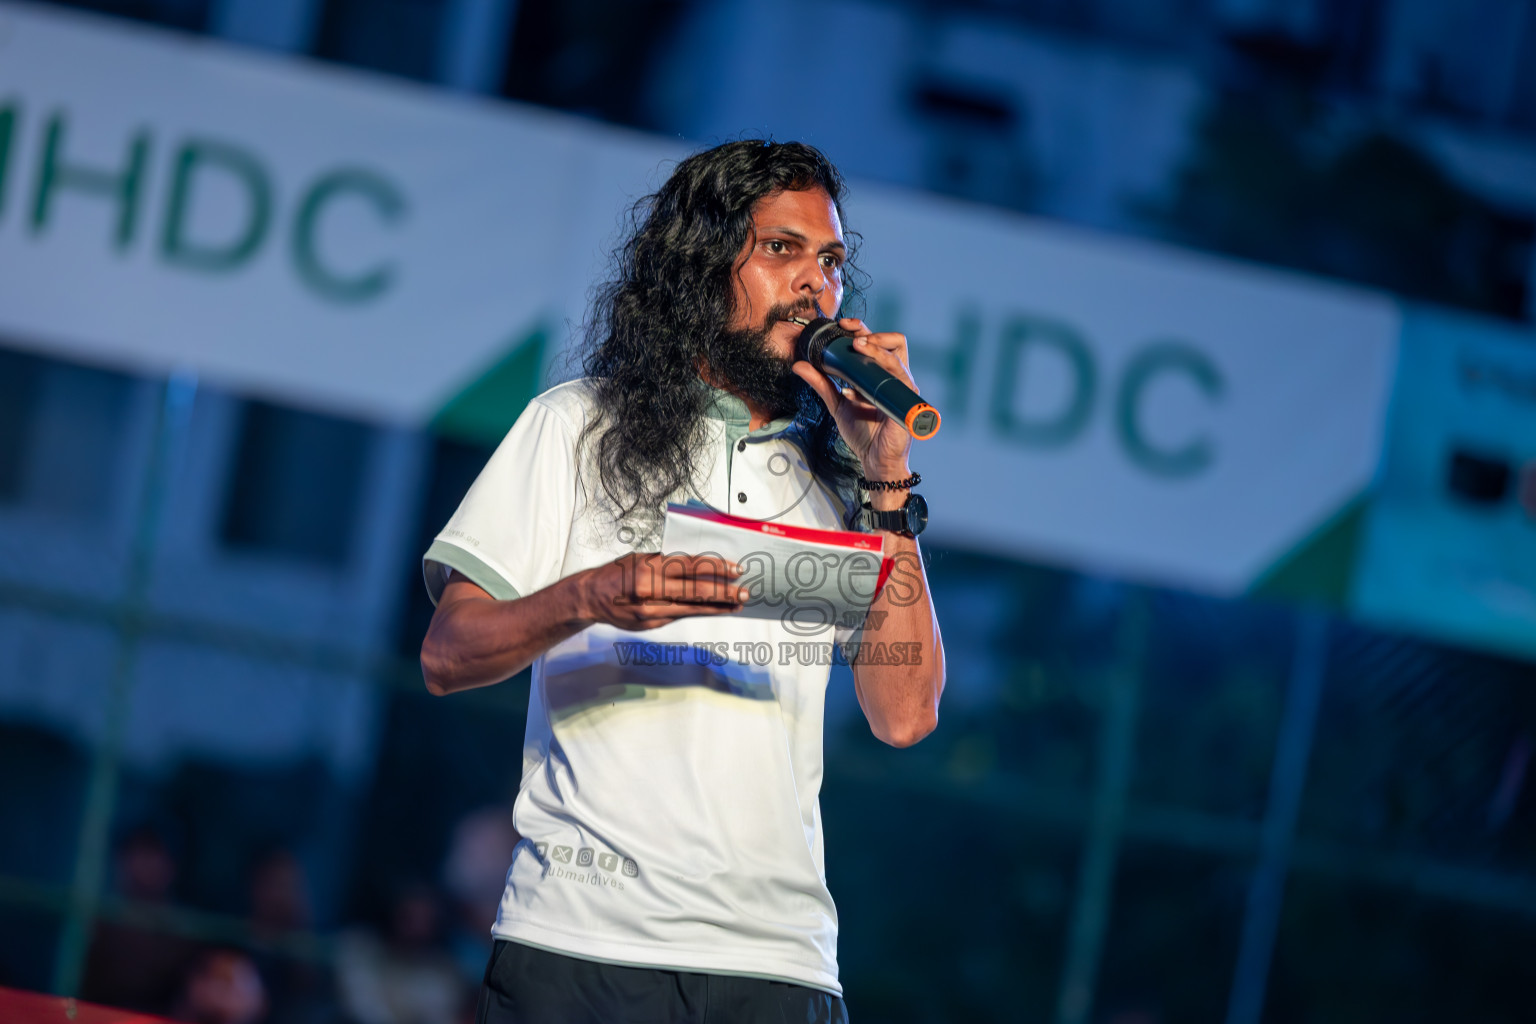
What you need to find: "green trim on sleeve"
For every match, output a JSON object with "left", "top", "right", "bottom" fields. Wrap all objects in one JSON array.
[{"left": 422, "top": 539, "right": 523, "bottom": 605}]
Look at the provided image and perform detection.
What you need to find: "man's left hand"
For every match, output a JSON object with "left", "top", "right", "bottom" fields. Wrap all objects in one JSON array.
[{"left": 791, "top": 317, "right": 916, "bottom": 479}]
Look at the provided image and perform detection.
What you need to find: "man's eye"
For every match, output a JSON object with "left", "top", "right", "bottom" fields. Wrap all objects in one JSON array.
[
  {"left": 765, "top": 240, "right": 788, "bottom": 254},
  {"left": 820, "top": 254, "right": 842, "bottom": 270}
]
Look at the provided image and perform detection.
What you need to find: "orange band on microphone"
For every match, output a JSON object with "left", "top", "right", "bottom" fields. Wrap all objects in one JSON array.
[{"left": 905, "top": 404, "right": 941, "bottom": 440}]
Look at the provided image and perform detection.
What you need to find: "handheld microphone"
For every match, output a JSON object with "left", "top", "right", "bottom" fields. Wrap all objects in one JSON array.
[{"left": 792, "top": 317, "right": 941, "bottom": 440}]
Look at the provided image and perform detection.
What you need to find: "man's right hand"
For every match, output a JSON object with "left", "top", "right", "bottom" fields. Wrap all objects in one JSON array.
[
  {"left": 421, "top": 556, "right": 746, "bottom": 696},
  {"left": 578, "top": 553, "right": 748, "bottom": 632}
]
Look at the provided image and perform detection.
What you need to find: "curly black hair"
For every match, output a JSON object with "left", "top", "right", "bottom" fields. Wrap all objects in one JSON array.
[{"left": 576, "top": 139, "right": 866, "bottom": 532}]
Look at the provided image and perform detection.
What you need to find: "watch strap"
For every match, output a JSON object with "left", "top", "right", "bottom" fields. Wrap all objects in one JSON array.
[{"left": 862, "top": 494, "right": 923, "bottom": 537}]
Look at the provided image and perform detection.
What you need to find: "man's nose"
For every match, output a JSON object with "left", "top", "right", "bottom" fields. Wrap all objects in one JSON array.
[{"left": 793, "top": 261, "right": 832, "bottom": 312}]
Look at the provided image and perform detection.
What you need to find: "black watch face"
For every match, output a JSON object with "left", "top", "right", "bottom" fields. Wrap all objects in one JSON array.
[{"left": 905, "top": 493, "right": 928, "bottom": 535}]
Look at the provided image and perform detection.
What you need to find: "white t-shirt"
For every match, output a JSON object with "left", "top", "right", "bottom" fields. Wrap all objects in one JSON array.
[{"left": 422, "top": 379, "right": 864, "bottom": 995}]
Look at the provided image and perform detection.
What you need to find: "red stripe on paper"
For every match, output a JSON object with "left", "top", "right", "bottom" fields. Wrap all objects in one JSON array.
[
  {"left": 666, "top": 504, "right": 882, "bottom": 552},
  {"left": 874, "top": 556, "right": 895, "bottom": 598}
]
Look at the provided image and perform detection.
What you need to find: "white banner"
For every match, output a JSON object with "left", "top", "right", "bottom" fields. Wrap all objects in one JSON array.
[
  {"left": 853, "top": 192, "right": 1399, "bottom": 591},
  {"left": 0, "top": 2, "right": 1401, "bottom": 593},
  {"left": 0, "top": 2, "right": 674, "bottom": 421}
]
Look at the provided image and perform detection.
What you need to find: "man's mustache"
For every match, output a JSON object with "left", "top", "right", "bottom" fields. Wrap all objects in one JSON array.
[{"left": 765, "top": 300, "right": 822, "bottom": 327}]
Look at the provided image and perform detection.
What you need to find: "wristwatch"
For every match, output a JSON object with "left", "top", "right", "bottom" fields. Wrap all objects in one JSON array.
[{"left": 862, "top": 492, "right": 928, "bottom": 537}]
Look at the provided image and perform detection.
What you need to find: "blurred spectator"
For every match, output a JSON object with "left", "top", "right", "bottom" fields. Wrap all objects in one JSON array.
[
  {"left": 171, "top": 948, "right": 268, "bottom": 1024},
  {"left": 246, "top": 848, "right": 335, "bottom": 1024},
  {"left": 335, "top": 884, "right": 464, "bottom": 1024},
  {"left": 249, "top": 848, "right": 313, "bottom": 934},
  {"left": 81, "top": 824, "right": 198, "bottom": 1014},
  {"left": 440, "top": 807, "right": 519, "bottom": 984}
]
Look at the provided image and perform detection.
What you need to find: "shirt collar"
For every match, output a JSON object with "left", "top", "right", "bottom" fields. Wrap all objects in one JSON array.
[{"left": 699, "top": 381, "right": 797, "bottom": 441}]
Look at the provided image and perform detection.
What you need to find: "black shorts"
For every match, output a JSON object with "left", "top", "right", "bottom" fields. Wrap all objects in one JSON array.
[{"left": 475, "top": 939, "right": 849, "bottom": 1024}]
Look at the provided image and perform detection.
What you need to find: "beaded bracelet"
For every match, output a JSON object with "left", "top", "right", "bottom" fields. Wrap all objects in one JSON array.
[{"left": 858, "top": 471, "right": 921, "bottom": 492}]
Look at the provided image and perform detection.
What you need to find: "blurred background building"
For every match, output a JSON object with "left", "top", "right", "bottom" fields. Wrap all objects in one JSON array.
[{"left": 0, "top": 1, "right": 1534, "bottom": 1022}]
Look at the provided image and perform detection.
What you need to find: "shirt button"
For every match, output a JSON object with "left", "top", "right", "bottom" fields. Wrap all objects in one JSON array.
[
  {"left": 737, "top": 440, "right": 746, "bottom": 452},
  {"left": 737, "top": 492, "right": 747, "bottom": 503}
]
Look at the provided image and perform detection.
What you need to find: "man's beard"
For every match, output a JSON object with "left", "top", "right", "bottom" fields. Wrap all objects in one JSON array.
[{"left": 705, "top": 304, "right": 814, "bottom": 421}]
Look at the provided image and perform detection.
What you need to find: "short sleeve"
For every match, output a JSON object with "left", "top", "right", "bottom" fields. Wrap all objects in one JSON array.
[{"left": 422, "top": 396, "right": 580, "bottom": 606}]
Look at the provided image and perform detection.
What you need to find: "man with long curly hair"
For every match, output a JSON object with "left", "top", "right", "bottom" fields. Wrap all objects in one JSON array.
[{"left": 420, "top": 140, "right": 945, "bottom": 1022}]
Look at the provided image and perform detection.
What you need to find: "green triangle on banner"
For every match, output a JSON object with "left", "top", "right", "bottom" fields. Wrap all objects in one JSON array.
[
  {"left": 430, "top": 322, "right": 550, "bottom": 446},
  {"left": 1248, "top": 497, "right": 1368, "bottom": 608}
]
